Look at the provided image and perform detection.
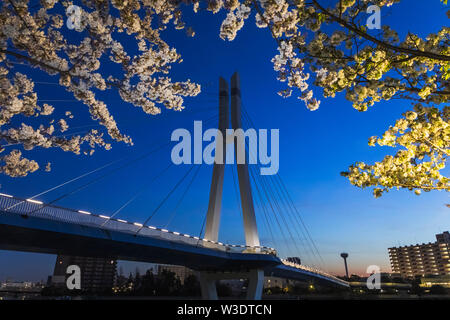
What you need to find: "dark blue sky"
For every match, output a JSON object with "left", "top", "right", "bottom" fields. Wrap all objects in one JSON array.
[{"left": 1, "top": 1, "right": 449, "bottom": 281}]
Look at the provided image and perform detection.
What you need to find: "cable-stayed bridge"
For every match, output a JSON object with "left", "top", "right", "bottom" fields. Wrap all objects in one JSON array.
[
  {"left": 0, "top": 73, "right": 349, "bottom": 299},
  {"left": 0, "top": 193, "right": 348, "bottom": 297}
]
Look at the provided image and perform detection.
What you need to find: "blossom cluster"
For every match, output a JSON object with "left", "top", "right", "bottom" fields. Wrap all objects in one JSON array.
[
  {"left": 0, "top": 0, "right": 201, "bottom": 176},
  {"left": 342, "top": 105, "right": 449, "bottom": 196}
]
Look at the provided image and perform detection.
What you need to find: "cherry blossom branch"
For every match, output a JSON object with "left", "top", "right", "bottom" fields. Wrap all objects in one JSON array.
[
  {"left": 310, "top": 0, "right": 450, "bottom": 61},
  {"left": 397, "top": 184, "right": 448, "bottom": 190},
  {"left": 0, "top": 49, "right": 119, "bottom": 88}
]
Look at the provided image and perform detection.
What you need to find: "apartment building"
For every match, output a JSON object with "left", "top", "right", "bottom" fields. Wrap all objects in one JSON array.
[{"left": 388, "top": 231, "right": 450, "bottom": 278}]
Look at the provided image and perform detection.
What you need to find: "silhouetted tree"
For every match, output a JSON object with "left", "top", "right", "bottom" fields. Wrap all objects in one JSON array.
[
  {"left": 182, "top": 274, "right": 201, "bottom": 297},
  {"left": 155, "top": 270, "right": 181, "bottom": 296},
  {"left": 139, "top": 270, "right": 156, "bottom": 296}
]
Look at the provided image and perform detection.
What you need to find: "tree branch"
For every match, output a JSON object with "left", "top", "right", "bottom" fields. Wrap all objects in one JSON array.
[{"left": 310, "top": 0, "right": 450, "bottom": 62}]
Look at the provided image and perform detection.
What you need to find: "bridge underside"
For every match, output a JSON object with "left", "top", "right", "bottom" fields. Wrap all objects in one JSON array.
[
  {"left": 0, "top": 211, "right": 348, "bottom": 288},
  {"left": 0, "top": 211, "right": 280, "bottom": 272}
]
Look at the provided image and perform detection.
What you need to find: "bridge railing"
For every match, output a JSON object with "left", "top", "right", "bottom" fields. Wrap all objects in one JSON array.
[
  {"left": 0, "top": 194, "right": 276, "bottom": 256},
  {"left": 281, "top": 259, "right": 349, "bottom": 286}
]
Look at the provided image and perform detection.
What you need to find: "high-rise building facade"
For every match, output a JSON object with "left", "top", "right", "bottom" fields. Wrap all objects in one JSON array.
[
  {"left": 388, "top": 231, "right": 450, "bottom": 278},
  {"left": 52, "top": 255, "right": 117, "bottom": 292}
]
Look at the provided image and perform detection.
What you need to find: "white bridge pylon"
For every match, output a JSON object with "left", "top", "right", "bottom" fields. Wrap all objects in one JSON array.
[
  {"left": 204, "top": 72, "right": 260, "bottom": 249},
  {"left": 200, "top": 73, "right": 264, "bottom": 300}
]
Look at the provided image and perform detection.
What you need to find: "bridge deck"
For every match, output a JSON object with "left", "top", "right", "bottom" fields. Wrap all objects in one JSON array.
[
  {"left": 0, "top": 210, "right": 280, "bottom": 271},
  {"left": 0, "top": 194, "right": 348, "bottom": 287}
]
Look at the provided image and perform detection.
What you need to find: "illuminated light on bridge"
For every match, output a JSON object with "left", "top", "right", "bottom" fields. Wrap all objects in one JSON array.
[
  {"left": 280, "top": 259, "right": 348, "bottom": 287},
  {"left": 0, "top": 193, "right": 277, "bottom": 254},
  {"left": 0, "top": 193, "right": 12, "bottom": 198},
  {"left": 26, "top": 199, "right": 43, "bottom": 205}
]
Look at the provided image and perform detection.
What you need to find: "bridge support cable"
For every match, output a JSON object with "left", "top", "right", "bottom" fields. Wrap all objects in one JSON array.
[
  {"left": 238, "top": 111, "right": 296, "bottom": 258},
  {"left": 18, "top": 140, "right": 179, "bottom": 217},
  {"left": 232, "top": 162, "right": 276, "bottom": 251},
  {"left": 243, "top": 137, "right": 292, "bottom": 257},
  {"left": 275, "top": 174, "right": 327, "bottom": 268},
  {"left": 258, "top": 171, "right": 319, "bottom": 266},
  {"left": 241, "top": 103, "right": 325, "bottom": 269},
  {"left": 271, "top": 176, "right": 323, "bottom": 267},
  {"left": 242, "top": 109, "right": 321, "bottom": 268},
  {"left": 232, "top": 144, "right": 274, "bottom": 250},
  {"left": 101, "top": 163, "right": 174, "bottom": 227},
  {"left": 34, "top": 110, "right": 221, "bottom": 214},
  {"left": 246, "top": 137, "right": 322, "bottom": 267},
  {"left": 164, "top": 165, "right": 202, "bottom": 229},
  {"left": 251, "top": 183, "right": 278, "bottom": 254},
  {"left": 231, "top": 160, "right": 277, "bottom": 251},
  {"left": 196, "top": 214, "right": 207, "bottom": 247},
  {"left": 268, "top": 173, "right": 324, "bottom": 268},
  {"left": 248, "top": 164, "right": 285, "bottom": 257},
  {"left": 114, "top": 110, "right": 222, "bottom": 235},
  {"left": 240, "top": 104, "right": 324, "bottom": 268},
  {"left": 236, "top": 127, "right": 280, "bottom": 251},
  {"left": 101, "top": 113, "right": 222, "bottom": 227},
  {"left": 267, "top": 172, "right": 323, "bottom": 269},
  {"left": 3, "top": 156, "right": 130, "bottom": 212},
  {"left": 135, "top": 165, "right": 195, "bottom": 235},
  {"left": 240, "top": 111, "right": 307, "bottom": 260},
  {"left": 231, "top": 161, "right": 243, "bottom": 222},
  {"left": 230, "top": 161, "right": 249, "bottom": 246},
  {"left": 247, "top": 157, "right": 302, "bottom": 260}
]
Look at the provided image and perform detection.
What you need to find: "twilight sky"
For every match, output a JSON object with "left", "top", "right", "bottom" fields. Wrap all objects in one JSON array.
[{"left": 1, "top": 0, "right": 449, "bottom": 281}]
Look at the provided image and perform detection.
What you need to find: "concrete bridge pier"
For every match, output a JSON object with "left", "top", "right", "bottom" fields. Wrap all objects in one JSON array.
[
  {"left": 245, "top": 269, "right": 264, "bottom": 300},
  {"left": 199, "top": 269, "right": 264, "bottom": 300},
  {"left": 199, "top": 272, "right": 219, "bottom": 300}
]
